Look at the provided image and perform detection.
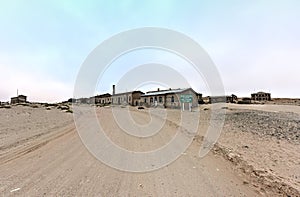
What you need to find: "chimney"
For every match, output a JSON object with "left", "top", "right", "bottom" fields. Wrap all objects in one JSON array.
[
  {"left": 157, "top": 88, "right": 160, "bottom": 92},
  {"left": 113, "top": 85, "right": 115, "bottom": 95}
]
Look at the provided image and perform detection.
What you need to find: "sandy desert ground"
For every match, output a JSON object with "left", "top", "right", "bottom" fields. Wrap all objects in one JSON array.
[{"left": 0, "top": 103, "right": 299, "bottom": 196}]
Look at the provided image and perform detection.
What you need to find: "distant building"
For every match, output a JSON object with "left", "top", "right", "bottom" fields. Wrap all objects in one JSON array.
[
  {"left": 91, "top": 93, "right": 112, "bottom": 105},
  {"left": 229, "top": 94, "right": 238, "bottom": 103},
  {"left": 208, "top": 94, "right": 238, "bottom": 104},
  {"left": 111, "top": 91, "right": 144, "bottom": 106},
  {"left": 208, "top": 96, "right": 225, "bottom": 104},
  {"left": 0, "top": 101, "right": 9, "bottom": 105},
  {"left": 111, "top": 85, "right": 144, "bottom": 106},
  {"left": 72, "top": 85, "right": 204, "bottom": 109},
  {"left": 251, "top": 92, "right": 271, "bottom": 101},
  {"left": 141, "top": 88, "right": 202, "bottom": 109},
  {"left": 238, "top": 97, "right": 252, "bottom": 104},
  {"left": 11, "top": 95, "right": 27, "bottom": 104},
  {"left": 75, "top": 98, "right": 89, "bottom": 104}
]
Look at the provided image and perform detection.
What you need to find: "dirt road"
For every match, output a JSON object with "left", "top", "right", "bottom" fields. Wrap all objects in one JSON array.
[{"left": 0, "top": 106, "right": 262, "bottom": 196}]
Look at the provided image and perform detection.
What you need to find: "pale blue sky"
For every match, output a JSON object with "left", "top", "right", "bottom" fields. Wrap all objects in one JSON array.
[{"left": 0, "top": 1, "right": 299, "bottom": 102}]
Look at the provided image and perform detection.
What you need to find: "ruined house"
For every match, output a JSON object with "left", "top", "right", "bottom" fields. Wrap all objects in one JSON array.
[
  {"left": 251, "top": 92, "right": 271, "bottom": 101},
  {"left": 10, "top": 95, "right": 27, "bottom": 104},
  {"left": 111, "top": 85, "right": 144, "bottom": 106},
  {"left": 140, "top": 88, "right": 202, "bottom": 109},
  {"left": 208, "top": 94, "right": 238, "bottom": 104},
  {"left": 90, "top": 93, "right": 112, "bottom": 105}
]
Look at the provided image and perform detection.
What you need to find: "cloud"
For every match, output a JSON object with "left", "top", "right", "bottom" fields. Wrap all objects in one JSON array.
[
  {"left": 1, "top": 1, "right": 300, "bottom": 100},
  {"left": 0, "top": 64, "right": 73, "bottom": 102}
]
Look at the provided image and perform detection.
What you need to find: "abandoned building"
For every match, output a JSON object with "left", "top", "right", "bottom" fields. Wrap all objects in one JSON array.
[
  {"left": 208, "top": 94, "right": 238, "bottom": 104},
  {"left": 228, "top": 94, "right": 238, "bottom": 103},
  {"left": 251, "top": 92, "right": 271, "bottom": 101},
  {"left": 140, "top": 88, "right": 202, "bottom": 109},
  {"left": 10, "top": 95, "right": 27, "bottom": 104},
  {"left": 75, "top": 98, "right": 89, "bottom": 104},
  {"left": 0, "top": 101, "right": 9, "bottom": 105},
  {"left": 111, "top": 91, "right": 144, "bottom": 106},
  {"left": 111, "top": 85, "right": 144, "bottom": 106},
  {"left": 238, "top": 97, "right": 252, "bottom": 104},
  {"left": 90, "top": 93, "right": 112, "bottom": 104},
  {"left": 208, "top": 96, "right": 225, "bottom": 103}
]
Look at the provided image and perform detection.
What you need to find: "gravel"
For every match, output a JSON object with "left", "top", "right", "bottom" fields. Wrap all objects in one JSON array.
[{"left": 224, "top": 109, "right": 300, "bottom": 144}]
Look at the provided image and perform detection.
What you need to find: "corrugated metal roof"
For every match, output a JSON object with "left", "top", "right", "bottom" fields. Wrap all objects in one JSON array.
[
  {"left": 111, "top": 90, "right": 144, "bottom": 97},
  {"left": 141, "top": 88, "right": 190, "bottom": 97}
]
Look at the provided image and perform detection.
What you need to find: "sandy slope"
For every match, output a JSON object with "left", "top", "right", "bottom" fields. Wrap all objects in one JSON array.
[
  {"left": 0, "top": 104, "right": 299, "bottom": 196},
  {"left": 218, "top": 104, "right": 300, "bottom": 195}
]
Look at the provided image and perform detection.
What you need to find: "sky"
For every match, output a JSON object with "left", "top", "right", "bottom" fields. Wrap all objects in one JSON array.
[{"left": 0, "top": 0, "right": 300, "bottom": 102}]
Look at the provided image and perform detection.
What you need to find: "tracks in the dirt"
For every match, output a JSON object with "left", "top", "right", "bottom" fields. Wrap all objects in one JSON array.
[
  {"left": 0, "top": 125, "right": 75, "bottom": 165},
  {"left": 1, "top": 107, "right": 298, "bottom": 196},
  {"left": 0, "top": 107, "right": 261, "bottom": 196}
]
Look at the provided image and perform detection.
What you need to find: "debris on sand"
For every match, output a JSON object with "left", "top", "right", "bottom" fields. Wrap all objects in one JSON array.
[
  {"left": 3, "top": 105, "right": 11, "bottom": 109},
  {"left": 30, "top": 104, "right": 39, "bottom": 108},
  {"left": 10, "top": 188, "right": 21, "bottom": 193},
  {"left": 65, "top": 109, "right": 73, "bottom": 113},
  {"left": 57, "top": 105, "right": 70, "bottom": 111}
]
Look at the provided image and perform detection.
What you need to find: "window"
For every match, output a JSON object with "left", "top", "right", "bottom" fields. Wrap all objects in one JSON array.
[
  {"left": 159, "top": 96, "right": 162, "bottom": 103},
  {"left": 150, "top": 97, "right": 153, "bottom": 103},
  {"left": 144, "top": 98, "right": 147, "bottom": 103},
  {"left": 171, "top": 96, "right": 175, "bottom": 103}
]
